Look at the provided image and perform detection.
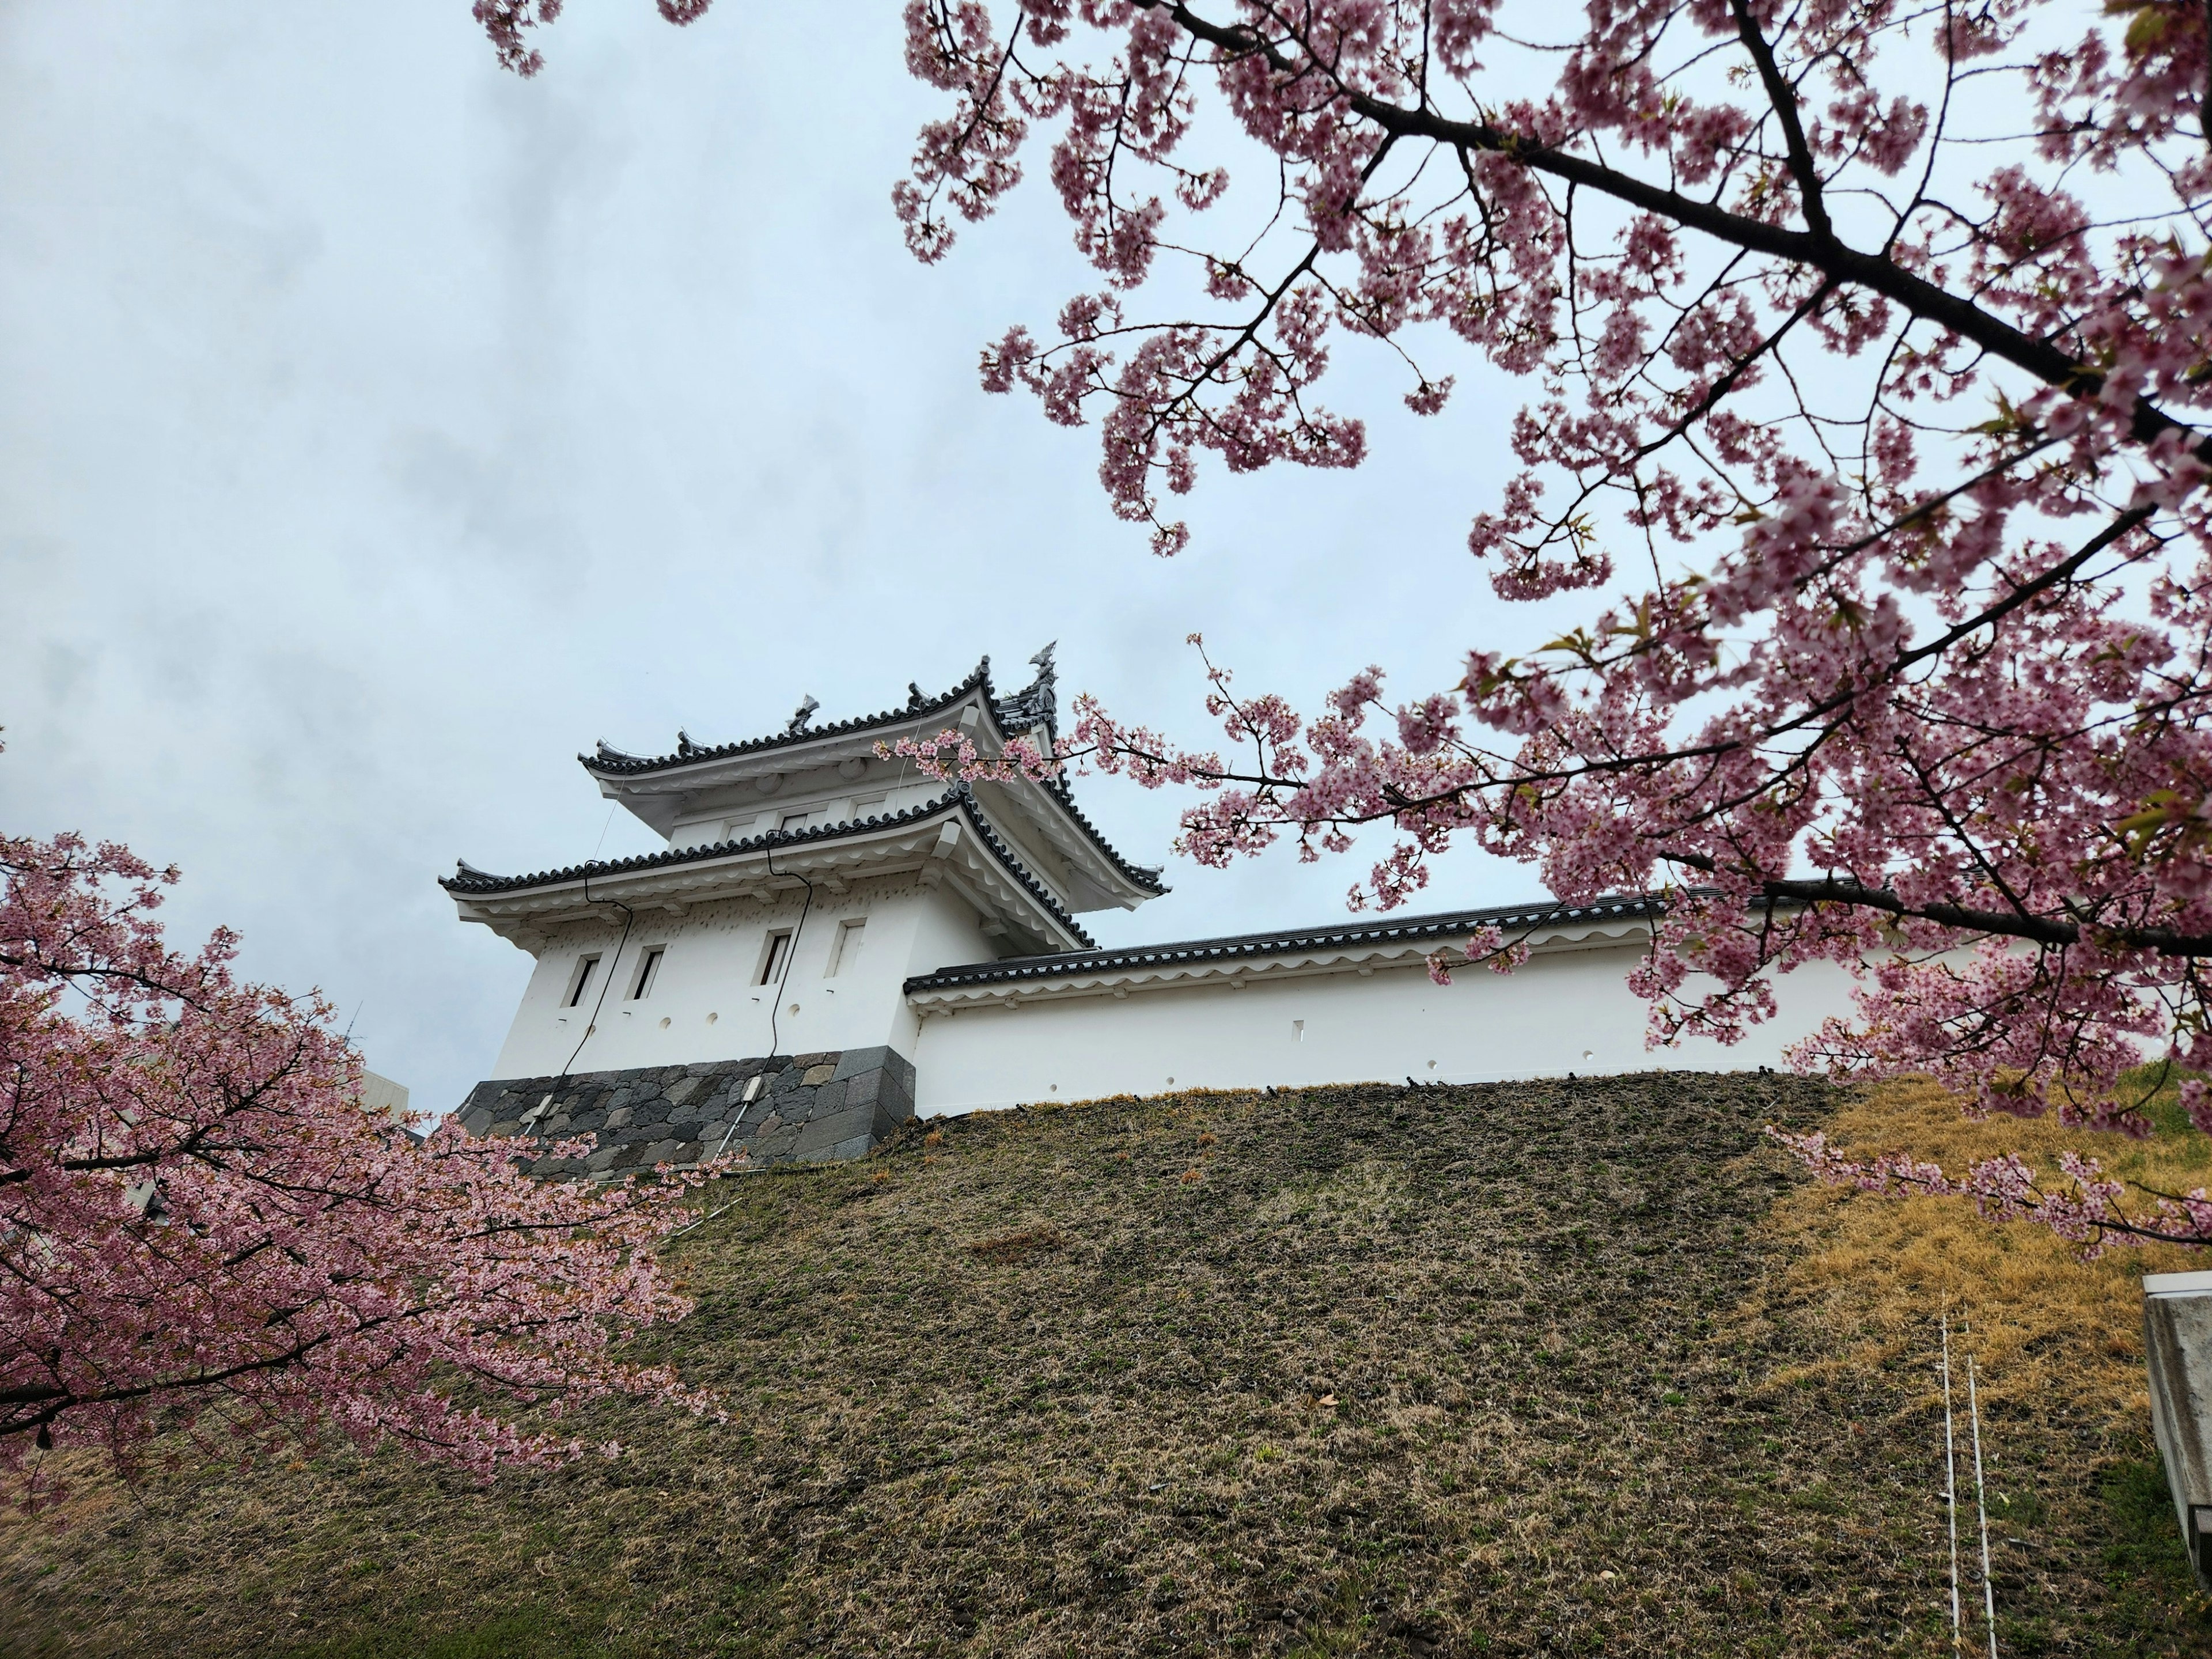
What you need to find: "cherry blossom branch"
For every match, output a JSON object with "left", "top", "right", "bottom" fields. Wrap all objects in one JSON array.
[{"left": 1771, "top": 1126, "right": 2212, "bottom": 1252}]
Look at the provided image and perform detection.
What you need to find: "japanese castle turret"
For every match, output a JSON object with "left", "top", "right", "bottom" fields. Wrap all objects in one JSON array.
[{"left": 445, "top": 649, "right": 1863, "bottom": 1173}]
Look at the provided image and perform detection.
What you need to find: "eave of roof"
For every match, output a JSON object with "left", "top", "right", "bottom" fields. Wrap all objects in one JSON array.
[
  {"left": 902, "top": 896, "right": 1659, "bottom": 995},
  {"left": 442, "top": 786, "right": 1096, "bottom": 948},
  {"left": 579, "top": 661, "right": 993, "bottom": 778},
  {"left": 1024, "top": 772, "right": 1168, "bottom": 897},
  {"left": 573, "top": 656, "right": 1169, "bottom": 900}
]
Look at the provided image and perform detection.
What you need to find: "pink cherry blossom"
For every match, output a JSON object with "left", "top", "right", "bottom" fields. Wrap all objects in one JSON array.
[
  {"left": 493, "top": 1, "right": 2212, "bottom": 1246},
  {"left": 1, "top": 828, "right": 724, "bottom": 1510}
]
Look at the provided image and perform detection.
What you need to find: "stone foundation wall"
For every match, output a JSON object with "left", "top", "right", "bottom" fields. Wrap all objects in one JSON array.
[{"left": 453, "top": 1046, "right": 916, "bottom": 1175}]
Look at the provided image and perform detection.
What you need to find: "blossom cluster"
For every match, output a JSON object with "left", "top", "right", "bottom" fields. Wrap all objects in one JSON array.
[
  {"left": 1770, "top": 1126, "right": 2212, "bottom": 1257},
  {"left": 869, "top": 1, "right": 2212, "bottom": 1156},
  {"left": 483, "top": 2, "right": 2212, "bottom": 1237},
  {"left": 1, "top": 832, "right": 722, "bottom": 1506}
]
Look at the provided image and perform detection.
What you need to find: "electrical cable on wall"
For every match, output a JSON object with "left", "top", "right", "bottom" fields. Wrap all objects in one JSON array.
[
  {"left": 685, "top": 789, "right": 870, "bottom": 1235},
  {"left": 559, "top": 863, "right": 632, "bottom": 1081},
  {"left": 763, "top": 830, "right": 815, "bottom": 1062},
  {"left": 703, "top": 829, "right": 816, "bottom": 1171}
]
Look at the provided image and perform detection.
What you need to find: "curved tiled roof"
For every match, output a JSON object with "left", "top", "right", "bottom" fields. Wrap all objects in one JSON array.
[
  {"left": 573, "top": 655, "right": 1168, "bottom": 899},
  {"left": 903, "top": 895, "right": 1659, "bottom": 994},
  {"left": 1031, "top": 772, "right": 1168, "bottom": 895},
  {"left": 582, "top": 661, "right": 995, "bottom": 776},
  {"left": 441, "top": 787, "right": 1095, "bottom": 948}
]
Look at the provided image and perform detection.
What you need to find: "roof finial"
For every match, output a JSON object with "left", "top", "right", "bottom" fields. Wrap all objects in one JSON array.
[
  {"left": 676, "top": 728, "right": 698, "bottom": 757},
  {"left": 786, "top": 695, "right": 820, "bottom": 734},
  {"left": 907, "top": 681, "right": 925, "bottom": 710},
  {"left": 994, "top": 642, "right": 1061, "bottom": 740}
]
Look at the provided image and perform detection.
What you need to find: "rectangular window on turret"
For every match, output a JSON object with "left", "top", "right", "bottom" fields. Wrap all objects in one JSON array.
[
  {"left": 630, "top": 946, "right": 665, "bottom": 1000},
  {"left": 565, "top": 955, "right": 601, "bottom": 1007},
  {"left": 757, "top": 930, "right": 793, "bottom": 985},
  {"left": 827, "top": 918, "right": 866, "bottom": 976}
]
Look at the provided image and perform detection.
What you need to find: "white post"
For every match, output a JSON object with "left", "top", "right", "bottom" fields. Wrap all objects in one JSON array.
[
  {"left": 1967, "top": 1347, "right": 1997, "bottom": 1657},
  {"left": 1942, "top": 1312, "right": 1961, "bottom": 1652}
]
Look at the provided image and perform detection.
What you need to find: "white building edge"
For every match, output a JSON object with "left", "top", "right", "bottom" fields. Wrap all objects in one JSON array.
[{"left": 445, "top": 650, "right": 1865, "bottom": 1173}]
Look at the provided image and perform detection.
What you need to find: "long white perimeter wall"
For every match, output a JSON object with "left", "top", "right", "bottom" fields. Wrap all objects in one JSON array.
[{"left": 908, "top": 940, "right": 1866, "bottom": 1116}]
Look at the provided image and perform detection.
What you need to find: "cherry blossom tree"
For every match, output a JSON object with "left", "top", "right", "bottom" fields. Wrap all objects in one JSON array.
[
  {"left": 484, "top": 1, "right": 2212, "bottom": 1248},
  {"left": 1, "top": 828, "right": 721, "bottom": 1508}
]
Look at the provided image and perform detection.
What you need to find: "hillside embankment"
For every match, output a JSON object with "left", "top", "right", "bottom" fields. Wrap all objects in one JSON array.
[{"left": 2, "top": 1073, "right": 2207, "bottom": 1657}]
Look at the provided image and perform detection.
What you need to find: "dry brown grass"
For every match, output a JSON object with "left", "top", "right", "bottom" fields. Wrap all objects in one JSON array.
[
  {"left": 965, "top": 1224, "right": 1067, "bottom": 1263},
  {"left": 1, "top": 1073, "right": 2206, "bottom": 1658},
  {"left": 1765, "top": 1076, "right": 2212, "bottom": 1425}
]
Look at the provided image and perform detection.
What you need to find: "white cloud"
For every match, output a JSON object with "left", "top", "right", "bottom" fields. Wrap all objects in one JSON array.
[{"left": 1, "top": 0, "right": 1546, "bottom": 1112}]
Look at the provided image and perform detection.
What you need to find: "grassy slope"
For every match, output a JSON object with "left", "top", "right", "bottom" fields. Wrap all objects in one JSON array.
[{"left": 2, "top": 1074, "right": 2207, "bottom": 1657}]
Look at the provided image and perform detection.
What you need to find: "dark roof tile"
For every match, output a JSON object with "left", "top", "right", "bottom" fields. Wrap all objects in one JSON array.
[
  {"left": 442, "top": 786, "right": 1096, "bottom": 948},
  {"left": 581, "top": 661, "right": 994, "bottom": 776},
  {"left": 902, "top": 896, "right": 1660, "bottom": 994},
  {"left": 573, "top": 654, "right": 1166, "bottom": 897}
]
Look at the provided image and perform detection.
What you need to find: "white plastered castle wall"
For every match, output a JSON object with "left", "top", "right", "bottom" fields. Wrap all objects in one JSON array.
[
  {"left": 454, "top": 661, "right": 1891, "bottom": 1126},
  {"left": 907, "top": 938, "right": 1869, "bottom": 1115},
  {"left": 488, "top": 876, "right": 988, "bottom": 1079}
]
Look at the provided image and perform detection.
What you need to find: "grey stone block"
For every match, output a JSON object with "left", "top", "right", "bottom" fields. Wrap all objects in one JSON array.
[
  {"left": 830, "top": 1046, "right": 885, "bottom": 1083},
  {"left": 749, "top": 1125, "right": 801, "bottom": 1161},
  {"left": 836, "top": 1044, "right": 916, "bottom": 1094},
  {"left": 459, "top": 1047, "right": 915, "bottom": 1175},
  {"left": 883, "top": 1070, "right": 915, "bottom": 1115},
  {"left": 794, "top": 1104, "right": 874, "bottom": 1157}
]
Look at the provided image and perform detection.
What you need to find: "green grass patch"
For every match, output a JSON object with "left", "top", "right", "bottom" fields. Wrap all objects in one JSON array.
[{"left": 285, "top": 1607, "right": 612, "bottom": 1659}]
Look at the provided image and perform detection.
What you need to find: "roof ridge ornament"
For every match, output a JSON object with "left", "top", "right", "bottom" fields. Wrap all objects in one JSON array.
[
  {"left": 676, "top": 728, "right": 700, "bottom": 758},
  {"left": 594, "top": 739, "right": 639, "bottom": 763},
  {"left": 994, "top": 641, "right": 1059, "bottom": 741},
  {"left": 786, "top": 695, "right": 819, "bottom": 734}
]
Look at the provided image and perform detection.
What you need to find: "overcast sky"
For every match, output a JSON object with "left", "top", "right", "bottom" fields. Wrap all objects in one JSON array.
[{"left": 1, "top": 2, "right": 1560, "bottom": 1113}]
